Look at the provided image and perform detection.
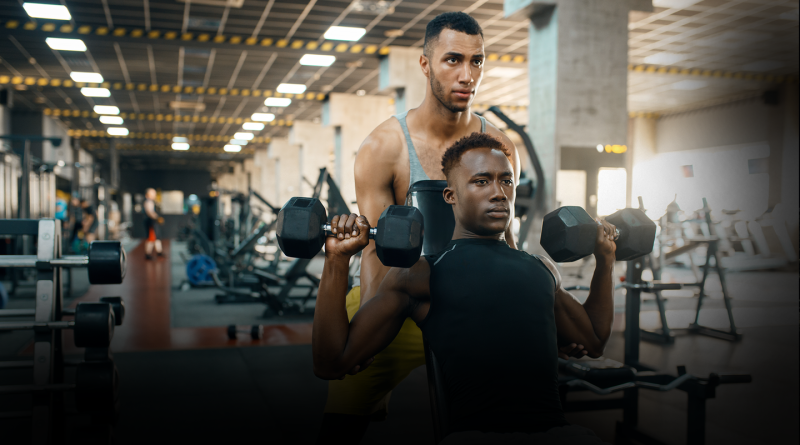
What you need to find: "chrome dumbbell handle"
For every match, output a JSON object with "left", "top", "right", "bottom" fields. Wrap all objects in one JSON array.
[{"left": 321, "top": 224, "right": 378, "bottom": 239}]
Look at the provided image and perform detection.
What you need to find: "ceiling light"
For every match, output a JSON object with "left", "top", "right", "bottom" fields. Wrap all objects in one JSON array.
[
  {"left": 172, "top": 142, "right": 190, "bottom": 151},
  {"left": 99, "top": 116, "right": 123, "bottom": 125},
  {"left": 671, "top": 80, "right": 708, "bottom": 91},
  {"left": 596, "top": 144, "right": 604, "bottom": 153},
  {"left": 277, "top": 83, "right": 307, "bottom": 94},
  {"left": 23, "top": 2, "right": 71, "bottom": 20},
  {"left": 652, "top": 0, "right": 701, "bottom": 9},
  {"left": 107, "top": 127, "right": 129, "bottom": 136},
  {"left": 251, "top": 113, "right": 275, "bottom": 122},
  {"left": 93, "top": 105, "right": 120, "bottom": 115},
  {"left": 234, "top": 132, "right": 254, "bottom": 140},
  {"left": 70, "top": 72, "right": 104, "bottom": 83},
  {"left": 173, "top": 136, "right": 188, "bottom": 143},
  {"left": 45, "top": 38, "right": 86, "bottom": 51},
  {"left": 224, "top": 145, "right": 242, "bottom": 153},
  {"left": 299, "top": 54, "right": 336, "bottom": 67},
  {"left": 264, "top": 98, "right": 291, "bottom": 107},
  {"left": 229, "top": 139, "right": 248, "bottom": 145},
  {"left": 81, "top": 87, "right": 110, "bottom": 97},
  {"left": 486, "top": 67, "right": 526, "bottom": 78},
  {"left": 242, "top": 122, "right": 265, "bottom": 131},
  {"left": 324, "top": 26, "right": 366, "bottom": 42}
]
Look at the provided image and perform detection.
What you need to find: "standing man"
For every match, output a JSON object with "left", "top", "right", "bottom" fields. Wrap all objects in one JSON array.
[
  {"left": 318, "top": 12, "right": 586, "bottom": 442},
  {"left": 143, "top": 188, "right": 164, "bottom": 260}
]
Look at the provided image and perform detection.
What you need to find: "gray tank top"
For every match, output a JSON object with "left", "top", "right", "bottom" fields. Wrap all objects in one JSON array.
[
  {"left": 351, "top": 110, "right": 487, "bottom": 288},
  {"left": 394, "top": 110, "right": 486, "bottom": 192}
]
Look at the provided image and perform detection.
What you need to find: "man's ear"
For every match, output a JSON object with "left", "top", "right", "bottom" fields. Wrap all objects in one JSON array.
[
  {"left": 420, "top": 54, "right": 430, "bottom": 78},
  {"left": 443, "top": 185, "right": 456, "bottom": 205}
]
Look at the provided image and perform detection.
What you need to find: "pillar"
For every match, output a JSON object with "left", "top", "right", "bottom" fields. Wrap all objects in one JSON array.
[
  {"left": 379, "top": 46, "right": 429, "bottom": 114},
  {"left": 289, "top": 121, "right": 335, "bottom": 197}
]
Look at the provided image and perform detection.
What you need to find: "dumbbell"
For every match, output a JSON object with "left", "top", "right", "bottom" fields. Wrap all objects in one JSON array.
[
  {"left": 540, "top": 206, "right": 656, "bottom": 262},
  {"left": 0, "top": 302, "right": 114, "bottom": 348},
  {"left": 0, "top": 240, "right": 126, "bottom": 284},
  {"left": 227, "top": 324, "right": 263, "bottom": 340},
  {"left": 276, "top": 197, "right": 424, "bottom": 268},
  {"left": 0, "top": 297, "right": 125, "bottom": 326}
]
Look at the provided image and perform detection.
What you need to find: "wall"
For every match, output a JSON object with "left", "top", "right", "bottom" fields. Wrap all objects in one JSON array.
[{"left": 289, "top": 121, "right": 335, "bottom": 197}]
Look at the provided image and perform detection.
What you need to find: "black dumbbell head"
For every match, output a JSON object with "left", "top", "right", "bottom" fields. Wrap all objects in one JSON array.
[
  {"left": 99, "top": 297, "right": 125, "bottom": 326},
  {"left": 540, "top": 206, "right": 597, "bottom": 263},
  {"left": 73, "top": 302, "right": 114, "bottom": 348},
  {"left": 605, "top": 208, "right": 656, "bottom": 261},
  {"left": 375, "top": 205, "right": 424, "bottom": 268},
  {"left": 87, "top": 241, "right": 126, "bottom": 284},
  {"left": 276, "top": 197, "right": 327, "bottom": 259}
]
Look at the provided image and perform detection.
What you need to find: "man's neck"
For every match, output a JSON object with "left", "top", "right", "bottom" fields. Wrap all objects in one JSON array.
[
  {"left": 413, "top": 95, "right": 474, "bottom": 140},
  {"left": 451, "top": 223, "right": 504, "bottom": 242}
]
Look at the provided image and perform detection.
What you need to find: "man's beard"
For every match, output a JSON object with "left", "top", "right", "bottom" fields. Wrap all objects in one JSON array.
[{"left": 430, "top": 67, "right": 468, "bottom": 113}]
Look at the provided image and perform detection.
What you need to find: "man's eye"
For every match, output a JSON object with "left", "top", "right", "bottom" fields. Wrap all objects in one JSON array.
[
  {"left": 447, "top": 58, "right": 457, "bottom": 63},
  {"left": 474, "top": 60, "right": 483, "bottom": 66}
]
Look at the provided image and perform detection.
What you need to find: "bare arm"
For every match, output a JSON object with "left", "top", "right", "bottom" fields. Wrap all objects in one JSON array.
[
  {"left": 312, "top": 214, "right": 426, "bottom": 380},
  {"left": 547, "top": 220, "right": 618, "bottom": 358},
  {"left": 353, "top": 125, "right": 404, "bottom": 307},
  {"left": 144, "top": 200, "right": 159, "bottom": 219}
]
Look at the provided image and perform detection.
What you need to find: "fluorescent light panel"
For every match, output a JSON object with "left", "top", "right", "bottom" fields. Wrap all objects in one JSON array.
[
  {"left": 264, "top": 98, "right": 291, "bottom": 107},
  {"left": 251, "top": 113, "right": 275, "bottom": 122},
  {"left": 70, "top": 72, "right": 104, "bottom": 83},
  {"left": 81, "top": 87, "right": 110, "bottom": 97},
  {"left": 93, "top": 105, "right": 119, "bottom": 115},
  {"left": 224, "top": 145, "right": 242, "bottom": 153},
  {"left": 229, "top": 139, "right": 248, "bottom": 145},
  {"left": 233, "top": 132, "right": 255, "bottom": 140},
  {"left": 242, "top": 122, "right": 265, "bottom": 131},
  {"left": 45, "top": 38, "right": 86, "bottom": 51},
  {"left": 106, "top": 127, "right": 129, "bottom": 136},
  {"left": 299, "top": 54, "right": 336, "bottom": 66},
  {"left": 172, "top": 143, "right": 190, "bottom": 151},
  {"left": 277, "top": 83, "right": 306, "bottom": 94},
  {"left": 324, "top": 26, "right": 366, "bottom": 42},
  {"left": 23, "top": 2, "right": 71, "bottom": 20},
  {"left": 99, "top": 116, "right": 123, "bottom": 125}
]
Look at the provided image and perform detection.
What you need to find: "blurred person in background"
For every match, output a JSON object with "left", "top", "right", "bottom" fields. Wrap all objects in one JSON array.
[{"left": 143, "top": 188, "right": 164, "bottom": 260}]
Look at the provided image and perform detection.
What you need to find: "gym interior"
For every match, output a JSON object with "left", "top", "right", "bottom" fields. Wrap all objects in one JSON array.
[{"left": 0, "top": 1, "right": 798, "bottom": 444}]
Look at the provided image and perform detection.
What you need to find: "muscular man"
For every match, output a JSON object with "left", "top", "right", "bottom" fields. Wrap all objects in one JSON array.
[
  {"left": 319, "top": 12, "right": 588, "bottom": 442},
  {"left": 315, "top": 133, "right": 615, "bottom": 444},
  {"left": 143, "top": 188, "right": 164, "bottom": 260}
]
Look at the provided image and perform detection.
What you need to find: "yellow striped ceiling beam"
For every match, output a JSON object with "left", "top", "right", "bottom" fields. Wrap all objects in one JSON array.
[
  {"left": 68, "top": 128, "right": 273, "bottom": 143},
  {"left": 83, "top": 142, "right": 256, "bottom": 155},
  {"left": 46, "top": 108, "right": 292, "bottom": 127},
  {"left": 628, "top": 64, "right": 799, "bottom": 84}
]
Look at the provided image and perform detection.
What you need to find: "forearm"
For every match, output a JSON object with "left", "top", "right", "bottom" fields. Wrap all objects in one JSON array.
[
  {"left": 312, "top": 255, "right": 354, "bottom": 378},
  {"left": 582, "top": 260, "right": 615, "bottom": 353}
]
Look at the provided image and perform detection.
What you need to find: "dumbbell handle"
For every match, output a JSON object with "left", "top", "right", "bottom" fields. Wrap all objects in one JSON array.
[
  {"left": 0, "top": 320, "right": 75, "bottom": 331},
  {"left": 321, "top": 224, "right": 378, "bottom": 239},
  {"left": 0, "top": 308, "right": 76, "bottom": 317},
  {"left": 0, "top": 255, "right": 88, "bottom": 268}
]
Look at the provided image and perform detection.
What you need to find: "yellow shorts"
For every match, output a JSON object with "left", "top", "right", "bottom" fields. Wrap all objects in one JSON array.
[{"left": 323, "top": 286, "right": 426, "bottom": 420}]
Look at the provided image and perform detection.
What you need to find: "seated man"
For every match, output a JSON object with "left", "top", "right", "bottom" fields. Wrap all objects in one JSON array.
[{"left": 313, "top": 132, "right": 616, "bottom": 444}]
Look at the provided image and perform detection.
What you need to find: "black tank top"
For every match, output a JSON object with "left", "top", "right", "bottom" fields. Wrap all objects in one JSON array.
[{"left": 418, "top": 238, "right": 568, "bottom": 434}]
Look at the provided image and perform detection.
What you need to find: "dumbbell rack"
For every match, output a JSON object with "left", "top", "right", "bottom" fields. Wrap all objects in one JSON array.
[{"left": 0, "top": 219, "right": 118, "bottom": 444}]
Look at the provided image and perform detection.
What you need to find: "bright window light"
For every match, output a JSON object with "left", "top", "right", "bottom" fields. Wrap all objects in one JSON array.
[
  {"left": 251, "top": 113, "right": 275, "bottom": 122},
  {"left": 233, "top": 132, "right": 255, "bottom": 140},
  {"left": 93, "top": 105, "right": 119, "bottom": 115},
  {"left": 172, "top": 142, "right": 190, "bottom": 151},
  {"left": 229, "top": 139, "right": 248, "bottom": 145},
  {"left": 596, "top": 168, "right": 627, "bottom": 217},
  {"left": 264, "top": 98, "right": 291, "bottom": 107},
  {"left": 99, "top": 116, "right": 123, "bottom": 125},
  {"left": 70, "top": 72, "right": 104, "bottom": 83},
  {"left": 242, "top": 122, "right": 265, "bottom": 131},
  {"left": 277, "top": 83, "right": 307, "bottom": 94},
  {"left": 23, "top": 3, "right": 71, "bottom": 20},
  {"left": 106, "top": 127, "right": 129, "bottom": 136},
  {"left": 81, "top": 87, "right": 110, "bottom": 97},
  {"left": 299, "top": 54, "right": 336, "bottom": 66},
  {"left": 324, "top": 26, "right": 366, "bottom": 42},
  {"left": 173, "top": 136, "right": 188, "bottom": 143},
  {"left": 224, "top": 145, "right": 242, "bottom": 153},
  {"left": 45, "top": 38, "right": 86, "bottom": 51}
]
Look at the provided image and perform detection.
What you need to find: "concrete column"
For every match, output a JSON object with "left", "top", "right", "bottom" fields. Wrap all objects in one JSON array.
[
  {"left": 109, "top": 138, "right": 119, "bottom": 190},
  {"left": 628, "top": 115, "right": 658, "bottom": 214},
  {"left": 322, "top": 93, "right": 393, "bottom": 209},
  {"left": 379, "top": 46, "right": 428, "bottom": 114},
  {"left": 264, "top": 137, "right": 301, "bottom": 206},
  {"left": 505, "top": 0, "right": 651, "bottom": 252},
  {"left": 289, "top": 121, "right": 335, "bottom": 197}
]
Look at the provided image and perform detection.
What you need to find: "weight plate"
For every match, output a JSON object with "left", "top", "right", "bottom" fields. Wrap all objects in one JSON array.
[
  {"left": 74, "top": 303, "right": 114, "bottom": 348},
  {"left": 99, "top": 297, "right": 125, "bottom": 326},
  {"left": 186, "top": 254, "right": 218, "bottom": 286},
  {"left": 88, "top": 241, "right": 126, "bottom": 284},
  {"left": 227, "top": 325, "right": 237, "bottom": 340}
]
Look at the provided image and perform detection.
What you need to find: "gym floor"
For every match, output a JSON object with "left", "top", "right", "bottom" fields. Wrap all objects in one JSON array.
[{"left": 1, "top": 240, "right": 797, "bottom": 444}]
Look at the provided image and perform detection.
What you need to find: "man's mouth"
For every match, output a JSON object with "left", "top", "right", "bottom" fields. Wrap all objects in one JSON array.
[
  {"left": 453, "top": 90, "right": 472, "bottom": 100},
  {"left": 487, "top": 207, "right": 509, "bottom": 218}
]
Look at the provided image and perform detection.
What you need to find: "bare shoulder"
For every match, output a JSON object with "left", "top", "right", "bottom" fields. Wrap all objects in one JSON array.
[
  {"left": 534, "top": 254, "right": 562, "bottom": 290},
  {"left": 483, "top": 118, "right": 517, "bottom": 150},
  {"left": 356, "top": 117, "right": 405, "bottom": 160},
  {"left": 380, "top": 256, "right": 431, "bottom": 300}
]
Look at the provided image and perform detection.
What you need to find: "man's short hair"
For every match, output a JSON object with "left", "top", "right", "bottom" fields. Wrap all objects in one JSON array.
[
  {"left": 441, "top": 132, "right": 510, "bottom": 180},
  {"left": 423, "top": 12, "right": 483, "bottom": 57}
]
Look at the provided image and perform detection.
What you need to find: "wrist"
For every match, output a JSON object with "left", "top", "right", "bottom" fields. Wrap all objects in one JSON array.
[
  {"left": 325, "top": 252, "right": 352, "bottom": 267},
  {"left": 594, "top": 256, "right": 615, "bottom": 272}
]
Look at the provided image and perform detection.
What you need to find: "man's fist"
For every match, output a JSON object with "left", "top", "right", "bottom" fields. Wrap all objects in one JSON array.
[{"left": 324, "top": 213, "right": 372, "bottom": 259}]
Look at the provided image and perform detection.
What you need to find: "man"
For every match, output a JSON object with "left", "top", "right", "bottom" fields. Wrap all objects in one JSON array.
[
  {"left": 315, "top": 133, "right": 615, "bottom": 444},
  {"left": 80, "top": 200, "right": 98, "bottom": 243},
  {"left": 320, "top": 11, "right": 588, "bottom": 441},
  {"left": 143, "top": 188, "right": 164, "bottom": 260}
]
